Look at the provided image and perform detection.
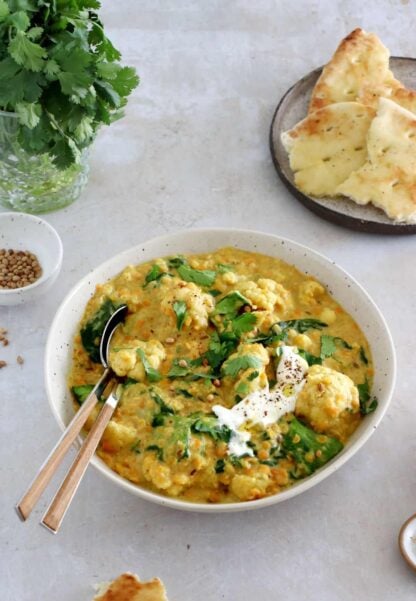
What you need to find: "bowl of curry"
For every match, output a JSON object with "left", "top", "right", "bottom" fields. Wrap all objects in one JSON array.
[{"left": 45, "top": 229, "right": 396, "bottom": 512}]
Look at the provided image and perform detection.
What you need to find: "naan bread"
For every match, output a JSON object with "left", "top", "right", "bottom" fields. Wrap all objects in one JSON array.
[
  {"left": 281, "top": 102, "right": 375, "bottom": 196},
  {"left": 337, "top": 97, "right": 416, "bottom": 223},
  {"left": 309, "top": 28, "right": 416, "bottom": 113},
  {"left": 94, "top": 573, "right": 168, "bottom": 601}
]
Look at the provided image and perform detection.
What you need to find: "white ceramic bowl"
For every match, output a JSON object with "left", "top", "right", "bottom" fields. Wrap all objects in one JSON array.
[
  {"left": 0, "top": 212, "right": 63, "bottom": 306},
  {"left": 45, "top": 229, "right": 396, "bottom": 512}
]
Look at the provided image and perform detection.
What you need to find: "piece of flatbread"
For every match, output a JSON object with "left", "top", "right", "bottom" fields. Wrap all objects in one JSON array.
[
  {"left": 281, "top": 102, "right": 375, "bottom": 196},
  {"left": 337, "top": 97, "right": 416, "bottom": 223},
  {"left": 94, "top": 573, "right": 169, "bottom": 601},
  {"left": 309, "top": 28, "right": 416, "bottom": 114}
]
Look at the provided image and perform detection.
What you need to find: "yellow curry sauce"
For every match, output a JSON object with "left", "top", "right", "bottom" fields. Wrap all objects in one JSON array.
[{"left": 68, "top": 248, "right": 374, "bottom": 503}]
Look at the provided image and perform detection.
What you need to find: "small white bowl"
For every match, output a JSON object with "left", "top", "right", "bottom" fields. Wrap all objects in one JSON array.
[
  {"left": 0, "top": 212, "right": 63, "bottom": 306},
  {"left": 45, "top": 229, "right": 396, "bottom": 512}
]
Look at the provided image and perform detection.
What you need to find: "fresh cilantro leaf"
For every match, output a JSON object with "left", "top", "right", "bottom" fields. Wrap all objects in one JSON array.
[
  {"left": 357, "top": 379, "right": 378, "bottom": 415},
  {"left": 231, "top": 312, "right": 257, "bottom": 337},
  {"left": 203, "top": 331, "right": 237, "bottom": 370},
  {"left": 177, "top": 264, "right": 216, "bottom": 287},
  {"left": 359, "top": 346, "right": 369, "bottom": 365},
  {"left": 110, "top": 66, "right": 139, "bottom": 97},
  {"left": 143, "top": 264, "right": 169, "bottom": 288},
  {"left": 72, "top": 384, "right": 94, "bottom": 405},
  {"left": 15, "top": 101, "right": 41, "bottom": 128},
  {"left": 222, "top": 354, "right": 262, "bottom": 377},
  {"left": 150, "top": 389, "right": 175, "bottom": 416},
  {"left": 320, "top": 335, "right": 337, "bottom": 359},
  {"left": 0, "top": 1, "right": 10, "bottom": 21},
  {"left": 235, "top": 381, "right": 249, "bottom": 396},
  {"left": 9, "top": 30, "right": 46, "bottom": 72},
  {"left": 213, "top": 291, "right": 250, "bottom": 316},
  {"left": 136, "top": 349, "right": 162, "bottom": 383},
  {"left": 173, "top": 300, "right": 187, "bottom": 330},
  {"left": 8, "top": 11, "right": 30, "bottom": 31},
  {"left": 320, "top": 335, "right": 352, "bottom": 359}
]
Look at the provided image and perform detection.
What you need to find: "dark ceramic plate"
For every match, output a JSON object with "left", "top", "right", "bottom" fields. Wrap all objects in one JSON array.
[{"left": 270, "top": 57, "right": 416, "bottom": 234}]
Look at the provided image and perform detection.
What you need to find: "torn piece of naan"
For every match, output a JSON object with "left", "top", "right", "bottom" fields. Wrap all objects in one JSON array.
[
  {"left": 337, "top": 97, "right": 416, "bottom": 223},
  {"left": 94, "top": 573, "right": 169, "bottom": 601},
  {"left": 309, "top": 28, "right": 416, "bottom": 114},
  {"left": 281, "top": 102, "right": 375, "bottom": 197}
]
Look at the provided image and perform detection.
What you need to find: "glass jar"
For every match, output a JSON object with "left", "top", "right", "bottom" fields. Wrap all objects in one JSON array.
[{"left": 0, "top": 111, "right": 89, "bottom": 214}]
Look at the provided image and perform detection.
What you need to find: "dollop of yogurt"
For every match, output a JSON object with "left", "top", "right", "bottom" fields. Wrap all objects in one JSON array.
[{"left": 213, "top": 346, "right": 309, "bottom": 456}]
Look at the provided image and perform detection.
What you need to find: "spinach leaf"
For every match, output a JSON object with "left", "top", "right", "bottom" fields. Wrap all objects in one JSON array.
[
  {"left": 357, "top": 379, "right": 378, "bottom": 415},
  {"left": 259, "top": 445, "right": 283, "bottom": 466},
  {"left": 217, "top": 263, "right": 234, "bottom": 274},
  {"left": 123, "top": 377, "right": 139, "bottom": 388},
  {"left": 208, "top": 289, "right": 221, "bottom": 297},
  {"left": 168, "top": 357, "right": 216, "bottom": 381},
  {"left": 150, "top": 389, "right": 174, "bottom": 417},
  {"left": 247, "top": 370, "right": 259, "bottom": 381},
  {"left": 297, "top": 349, "right": 322, "bottom": 366},
  {"left": 136, "top": 348, "right": 162, "bottom": 383},
  {"left": 222, "top": 354, "right": 262, "bottom": 377},
  {"left": 72, "top": 384, "right": 94, "bottom": 405},
  {"left": 359, "top": 346, "right": 369, "bottom": 365},
  {"left": 177, "top": 264, "right": 216, "bottom": 287},
  {"left": 175, "top": 388, "right": 193, "bottom": 398},
  {"left": 145, "top": 445, "right": 164, "bottom": 461},
  {"left": 80, "top": 298, "right": 118, "bottom": 363},
  {"left": 167, "top": 256, "right": 187, "bottom": 269},
  {"left": 280, "top": 318, "right": 328, "bottom": 334},
  {"left": 173, "top": 300, "right": 187, "bottom": 330},
  {"left": 215, "top": 458, "right": 226, "bottom": 473},
  {"left": 283, "top": 417, "right": 343, "bottom": 477}
]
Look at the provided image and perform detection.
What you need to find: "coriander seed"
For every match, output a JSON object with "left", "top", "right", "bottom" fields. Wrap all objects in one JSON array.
[{"left": 0, "top": 249, "right": 42, "bottom": 290}]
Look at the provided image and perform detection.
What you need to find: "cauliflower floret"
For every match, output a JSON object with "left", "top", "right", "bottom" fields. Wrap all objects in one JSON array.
[
  {"left": 320, "top": 307, "right": 337, "bottom": 325},
  {"left": 226, "top": 343, "right": 269, "bottom": 392},
  {"left": 237, "top": 279, "right": 291, "bottom": 312},
  {"left": 109, "top": 339, "right": 166, "bottom": 381},
  {"left": 160, "top": 277, "right": 214, "bottom": 330},
  {"left": 142, "top": 455, "right": 173, "bottom": 490},
  {"left": 295, "top": 365, "right": 359, "bottom": 433},
  {"left": 230, "top": 473, "right": 270, "bottom": 501},
  {"left": 298, "top": 280, "right": 325, "bottom": 305},
  {"left": 101, "top": 420, "right": 137, "bottom": 452},
  {"left": 219, "top": 270, "right": 239, "bottom": 285},
  {"left": 287, "top": 331, "right": 313, "bottom": 350}
]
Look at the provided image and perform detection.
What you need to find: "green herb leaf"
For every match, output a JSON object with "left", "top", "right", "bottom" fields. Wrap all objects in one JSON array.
[
  {"left": 208, "top": 289, "right": 221, "bottom": 297},
  {"left": 320, "top": 335, "right": 352, "bottom": 360},
  {"left": 191, "top": 415, "right": 231, "bottom": 442},
  {"left": 146, "top": 445, "right": 164, "bottom": 461},
  {"left": 177, "top": 264, "right": 216, "bottom": 287},
  {"left": 9, "top": 30, "right": 46, "bottom": 72},
  {"left": 283, "top": 417, "right": 343, "bottom": 476},
  {"left": 72, "top": 384, "right": 94, "bottom": 405},
  {"left": 222, "top": 354, "right": 263, "bottom": 377},
  {"left": 80, "top": 298, "right": 118, "bottom": 363},
  {"left": 136, "top": 349, "right": 162, "bottom": 383},
  {"left": 173, "top": 300, "right": 187, "bottom": 331},
  {"left": 175, "top": 388, "right": 193, "bottom": 398},
  {"left": 247, "top": 370, "right": 259, "bottom": 381},
  {"left": 15, "top": 101, "right": 41, "bottom": 128},
  {"left": 123, "top": 377, "right": 138, "bottom": 388},
  {"left": 130, "top": 439, "right": 141, "bottom": 453},
  {"left": 143, "top": 264, "right": 169, "bottom": 288},
  {"left": 215, "top": 458, "right": 226, "bottom": 473},
  {"left": 231, "top": 312, "right": 257, "bottom": 337},
  {"left": 357, "top": 379, "right": 378, "bottom": 415},
  {"left": 203, "top": 331, "right": 237, "bottom": 370},
  {"left": 359, "top": 346, "right": 369, "bottom": 365},
  {"left": 297, "top": 349, "right": 322, "bottom": 366},
  {"left": 167, "top": 256, "right": 187, "bottom": 269},
  {"left": 217, "top": 263, "right": 233, "bottom": 274},
  {"left": 213, "top": 291, "right": 250, "bottom": 317},
  {"left": 280, "top": 318, "right": 328, "bottom": 334}
]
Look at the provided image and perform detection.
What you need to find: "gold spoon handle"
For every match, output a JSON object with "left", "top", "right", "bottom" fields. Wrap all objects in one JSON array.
[
  {"left": 41, "top": 385, "right": 119, "bottom": 534},
  {"left": 15, "top": 367, "right": 111, "bottom": 521}
]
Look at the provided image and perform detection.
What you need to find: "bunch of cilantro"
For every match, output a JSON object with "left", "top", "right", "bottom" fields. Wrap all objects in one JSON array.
[{"left": 0, "top": 0, "right": 139, "bottom": 168}]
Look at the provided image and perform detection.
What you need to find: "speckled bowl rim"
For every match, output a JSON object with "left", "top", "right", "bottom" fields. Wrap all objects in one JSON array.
[
  {"left": 0, "top": 212, "right": 63, "bottom": 295},
  {"left": 44, "top": 228, "right": 396, "bottom": 513},
  {"left": 398, "top": 513, "right": 416, "bottom": 572}
]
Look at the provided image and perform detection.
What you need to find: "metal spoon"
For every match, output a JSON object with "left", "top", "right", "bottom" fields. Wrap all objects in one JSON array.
[
  {"left": 399, "top": 513, "right": 416, "bottom": 572},
  {"left": 16, "top": 304, "right": 128, "bottom": 522}
]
